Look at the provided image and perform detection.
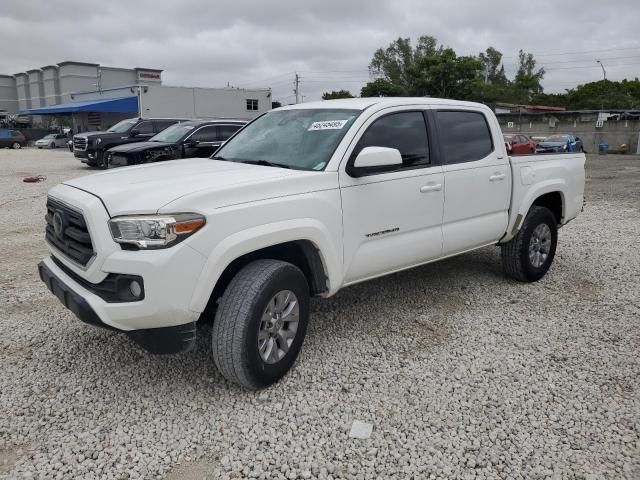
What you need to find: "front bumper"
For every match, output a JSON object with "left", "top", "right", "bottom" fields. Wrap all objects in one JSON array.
[
  {"left": 40, "top": 184, "right": 209, "bottom": 353},
  {"left": 74, "top": 149, "right": 102, "bottom": 165},
  {"left": 38, "top": 258, "right": 199, "bottom": 354}
]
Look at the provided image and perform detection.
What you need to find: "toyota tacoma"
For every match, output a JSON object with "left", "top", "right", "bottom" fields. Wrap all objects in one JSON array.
[{"left": 39, "top": 98, "right": 585, "bottom": 389}]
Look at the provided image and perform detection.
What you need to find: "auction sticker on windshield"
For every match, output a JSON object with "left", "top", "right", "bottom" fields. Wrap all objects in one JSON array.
[{"left": 308, "top": 120, "right": 349, "bottom": 131}]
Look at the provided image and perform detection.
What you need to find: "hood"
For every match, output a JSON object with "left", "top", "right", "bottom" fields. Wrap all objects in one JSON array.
[
  {"left": 63, "top": 158, "right": 338, "bottom": 216},
  {"left": 108, "top": 141, "right": 173, "bottom": 153},
  {"left": 75, "top": 131, "right": 103, "bottom": 138}
]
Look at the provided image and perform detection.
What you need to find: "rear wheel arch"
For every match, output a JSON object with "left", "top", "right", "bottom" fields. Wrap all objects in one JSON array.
[{"left": 531, "top": 191, "right": 564, "bottom": 224}]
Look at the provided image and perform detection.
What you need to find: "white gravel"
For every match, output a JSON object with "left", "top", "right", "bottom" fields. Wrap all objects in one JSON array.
[{"left": 1, "top": 149, "right": 639, "bottom": 479}]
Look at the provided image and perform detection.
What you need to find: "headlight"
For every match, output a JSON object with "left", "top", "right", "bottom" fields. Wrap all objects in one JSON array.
[{"left": 108, "top": 213, "right": 205, "bottom": 249}]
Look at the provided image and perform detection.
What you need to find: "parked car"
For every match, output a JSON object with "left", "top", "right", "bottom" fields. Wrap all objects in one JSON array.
[
  {"left": 39, "top": 98, "right": 585, "bottom": 389},
  {"left": 104, "top": 119, "right": 246, "bottom": 168},
  {"left": 537, "top": 134, "right": 583, "bottom": 153},
  {"left": 503, "top": 133, "right": 536, "bottom": 155},
  {"left": 73, "top": 117, "right": 189, "bottom": 167},
  {"left": 35, "top": 133, "right": 69, "bottom": 149},
  {"left": 0, "top": 129, "right": 27, "bottom": 149}
]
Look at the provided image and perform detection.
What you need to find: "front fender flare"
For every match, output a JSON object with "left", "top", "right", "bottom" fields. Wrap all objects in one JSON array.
[{"left": 188, "top": 218, "right": 341, "bottom": 313}]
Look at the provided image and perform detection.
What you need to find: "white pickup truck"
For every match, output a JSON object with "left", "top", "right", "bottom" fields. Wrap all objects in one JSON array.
[{"left": 39, "top": 98, "right": 585, "bottom": 389}]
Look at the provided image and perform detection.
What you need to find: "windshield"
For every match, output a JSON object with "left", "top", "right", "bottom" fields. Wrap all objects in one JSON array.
[
  {"left": 545, "top": 135, "right": 569, "bottom": 142},
  {"left": 107, "top": 118, "right": 138, "bottom": 133},
  {"left": 42, "top": 134, "right": 55, "bottom": 139},
  {"left": 503, "top": 135, "right": 513, "bottom": 141},
  {"left": 150, "top": 123, "right": 195, "bottom": 143},
  {"left": 212, "top": 108, "right": 361, "bottom": 170}
]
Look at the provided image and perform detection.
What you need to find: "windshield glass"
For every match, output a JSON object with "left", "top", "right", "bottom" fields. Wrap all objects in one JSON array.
[
  {"left": 150, "top": 123, "right": 195, "bottom": 143},
  {"left": 107, "top": 119, "right": 138, "bottom": 133},
  {"left": 545, "top": 135, "right": 569, "bottom": 142},
  {"left": 42, "top": 134, "right": 55, "bottom": 139},
  {"left": 213, "top": 108, "right": 361, "bottom": 170},
  {"left": 503, "top": 135, "right": 513, "bottom": 141}
]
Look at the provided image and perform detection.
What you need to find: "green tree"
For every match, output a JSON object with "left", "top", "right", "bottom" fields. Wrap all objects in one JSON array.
[
  {"left": 321, "top": 90, "right": 354, "bottom": 100},
  {"left": 369, "top": 35, "right": 440, "bottom": 93},
  {"left": 532, "top": 79, "right": 640, "bottom": 110},
  {"left": 360, "top": 78, "right": 405, "bottom": 97},
  {"left": 478, "top": 47, "right": 508, "bottom": 85},
  {"left": 409, "top": 48, "right": 483, "bottom": 99},
  {"left": 514, "top": 50, "right": 545, "bottom": 102},
  {"left": 565, "top": 79, "right": 640, "bottom": 109},
  {"left": 367, "top": 36, "right": 485, "bottom": 100}
]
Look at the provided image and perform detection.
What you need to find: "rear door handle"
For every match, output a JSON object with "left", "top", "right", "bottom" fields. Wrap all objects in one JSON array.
[
  {"left": 420, "top": 183, "right": 442, "bottom": 193},
  {"left": 489, "top": 173, "right": 506, "bottom": 181}
]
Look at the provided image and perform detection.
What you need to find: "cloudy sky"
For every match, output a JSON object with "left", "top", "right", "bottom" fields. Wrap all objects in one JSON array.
[{"left": 2, "top": 0, "right": 639, "bottom": 103}]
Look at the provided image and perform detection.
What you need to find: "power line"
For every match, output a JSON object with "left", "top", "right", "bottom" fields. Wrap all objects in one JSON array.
[
  {"left": 235, "top": 72, "right": 295, "bottom": 88},
  {"left": 501, "top": 46, "right": 640, "bottom": 58},
  {"left": 543, "top": 61, "right": 640, "bottom": 71}
]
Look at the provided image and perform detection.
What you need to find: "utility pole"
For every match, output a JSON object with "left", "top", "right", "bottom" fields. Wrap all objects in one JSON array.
[
  {"left": 597, "top": 60, "right": 607, "bottom": 81},
  {"left": 294, "top": 72, "right": 300, "bottom": 104},
  {"left": 483, "top": 59, "right": 489, "bottom": 85}
]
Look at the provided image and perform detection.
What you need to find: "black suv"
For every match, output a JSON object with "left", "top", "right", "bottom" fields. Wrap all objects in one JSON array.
[
  {"left": 73, "top": 117, "right": 188, "bottom": 167},
  {"left": 105, "top": 119, "right": 246, "bottom": 168}
]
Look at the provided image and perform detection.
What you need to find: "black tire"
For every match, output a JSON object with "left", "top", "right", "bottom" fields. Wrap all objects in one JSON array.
[
  {"left": 501, "top": 206, "right": 558, "bottom": 282},
  {"left": 50, "top": 142, "right": 56, "bottom": 149},
  {"left": 211, "top": 259, "right": 310, "bottom": 389}
]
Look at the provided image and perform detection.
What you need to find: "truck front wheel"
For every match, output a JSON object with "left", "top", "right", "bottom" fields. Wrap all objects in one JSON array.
[
  {"left": 211, "top": 259, "right": 310, "bottom": 389},
  {"left": 501, "top": 206, "right": 558, "bottom": 282}
]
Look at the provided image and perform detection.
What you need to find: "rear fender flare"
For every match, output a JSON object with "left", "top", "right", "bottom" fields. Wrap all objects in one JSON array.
[{"left": 503, "top": 180, "right": 566, "bottom": 242}]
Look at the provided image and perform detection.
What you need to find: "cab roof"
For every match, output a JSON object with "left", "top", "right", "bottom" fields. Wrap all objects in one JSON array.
[{"left": 278, "top": 97, "right": 488, "bottom": 111}]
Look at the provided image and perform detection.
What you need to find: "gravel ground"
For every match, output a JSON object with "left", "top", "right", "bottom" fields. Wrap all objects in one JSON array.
[{"left": 1, "top": 149, "right": 639, "bottom": 480}]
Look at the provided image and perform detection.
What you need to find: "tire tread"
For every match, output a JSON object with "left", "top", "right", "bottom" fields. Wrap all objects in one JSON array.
[
  {"left": 211, "top": 260, "right": 299, "bottom": 389},
  {"left": 501, "top": 206, "right": 555, "bottom": 282}
]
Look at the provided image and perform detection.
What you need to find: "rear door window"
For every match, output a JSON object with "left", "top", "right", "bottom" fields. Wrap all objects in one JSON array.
[
  {"left": 218, "top": 125, "right": 242, "bottom": 140},
  {"left": 436, "top": 111, "right": 493, "bottom": 164},
  {"left": 191, "top": 126, "right": 218, "bottom": 143},
  {"left": 135, "top": 121, "right": 154, "bottom": 135}
]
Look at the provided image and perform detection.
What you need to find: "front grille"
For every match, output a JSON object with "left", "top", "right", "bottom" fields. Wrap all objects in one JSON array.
[
  {"left": 45, "top": 197, "right": 94, "bottom": 267},
  {"left": 73, "top": 136, "right": 88, "bottom": 151}
]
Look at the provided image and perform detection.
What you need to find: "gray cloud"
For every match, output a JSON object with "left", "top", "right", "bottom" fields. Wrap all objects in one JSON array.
[{"left": 1, "top": 0, "right": 639, "bottom": 103}]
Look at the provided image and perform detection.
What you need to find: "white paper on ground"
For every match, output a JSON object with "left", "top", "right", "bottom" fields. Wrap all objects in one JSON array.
[{"left": 349, "top": 420, "right": 373, "bottom": 439}]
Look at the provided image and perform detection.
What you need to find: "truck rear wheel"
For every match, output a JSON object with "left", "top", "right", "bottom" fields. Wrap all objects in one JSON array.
[
  {"left": 211, "top": 259, "right": 310, "bottom": 389},
  {"left": 501, "top": 206, "right": 558, "bottom": 282}
]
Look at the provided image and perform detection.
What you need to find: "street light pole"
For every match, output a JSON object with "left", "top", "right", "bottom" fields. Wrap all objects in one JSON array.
[{"left": 596, "top": 60, "right": 607, "bottom": 81}]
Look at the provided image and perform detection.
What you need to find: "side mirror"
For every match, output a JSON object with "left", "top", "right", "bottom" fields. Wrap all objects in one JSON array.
[
  {"left": 130, "top": 129, "right": 140, "bottom": 137},
  {"left": 185, "top": 139, "right": 199, "bottom": 147},
  {"left": 353, "top": 146, "right": 402, "bottom": 169}
]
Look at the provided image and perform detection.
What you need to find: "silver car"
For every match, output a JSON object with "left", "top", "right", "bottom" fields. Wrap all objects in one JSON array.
[{"left": 35, "top": 133, "right": 68, "bottom": 149}]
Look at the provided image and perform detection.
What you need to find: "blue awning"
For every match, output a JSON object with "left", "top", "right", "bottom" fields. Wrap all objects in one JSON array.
[{"left": 21, "top": 96, "right": 138, "bottom": 115}]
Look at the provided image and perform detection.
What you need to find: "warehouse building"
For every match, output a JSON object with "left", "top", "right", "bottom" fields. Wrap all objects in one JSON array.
[{"left": 0, "top": 61, "right": 270, "bottom": 131}]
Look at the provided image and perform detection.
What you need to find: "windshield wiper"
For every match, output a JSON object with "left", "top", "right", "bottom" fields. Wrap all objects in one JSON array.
[{"left": 237, "top": 159, "right": 291, "bottom": 169}]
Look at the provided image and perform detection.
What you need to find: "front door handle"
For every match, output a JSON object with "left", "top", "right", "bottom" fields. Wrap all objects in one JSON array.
[
  {"left": 489, "top": 173, "right": 506, "bottom": 181},
  {"left": 420, "top": 183, "right": 442, "bottom": 193}
]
